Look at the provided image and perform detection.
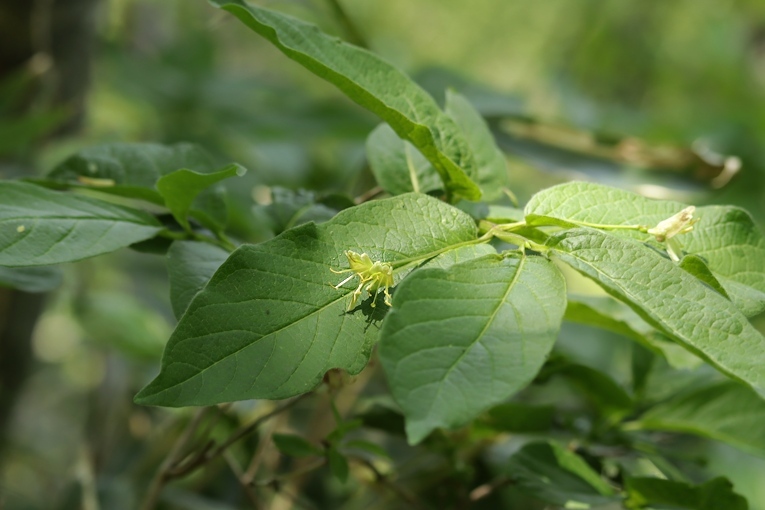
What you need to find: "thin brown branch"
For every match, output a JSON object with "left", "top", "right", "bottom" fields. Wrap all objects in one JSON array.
[
  {"left": 224, "top": 450, "right": 261, "bottom": 509},
  {"left": 167, "top": 395, "right": 310, "bottom": 479},
  {"left": 354, "top": 186, "right": 385, "bottom": 204},
  {"left": 468, "top": 475, "right": 514, "bottom": 502}
]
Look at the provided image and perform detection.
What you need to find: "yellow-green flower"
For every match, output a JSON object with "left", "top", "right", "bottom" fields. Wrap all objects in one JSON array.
[{"left": 331, "top": 251, "right": 393, "bottom": 310}]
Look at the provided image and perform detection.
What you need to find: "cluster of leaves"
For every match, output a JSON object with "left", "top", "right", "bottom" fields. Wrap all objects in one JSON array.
[{"left": 3, "top": 0, "right": 765, "bottom": 507}]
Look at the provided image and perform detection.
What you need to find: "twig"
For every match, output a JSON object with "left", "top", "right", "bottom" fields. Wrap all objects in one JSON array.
[
  {"left": 354, "top": 186, "right": 384, "bottom": 204},
  {"left": 468, "top": 475, "right": 514, "bottom": 502},
  {"left": 351, "top": 456, "right": 429, "bottom": 510},
  {"left": 140, "top": 408, "right": 211, "bottom": 510},
  {"left": 224, "top": 451, "right": 261, "bottom": 509},
  {"left": 167, "top": 395, "right": 309, "bottom": 479},
  {"left": 140, "top": 395, "right": 308, "bottom": 510}
]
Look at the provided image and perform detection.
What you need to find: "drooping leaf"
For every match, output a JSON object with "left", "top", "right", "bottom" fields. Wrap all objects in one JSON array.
[
  {"left": 0, "top": 181, "right": 161, "bottom": 266},
  {"left": 547, "top": 228, "right": 765, "bottom": 396},
  {"left": 327, "top": 448, "right": 349, "bottom": 483},
  {"left": 444, "top": 90, "right": 508, "bottom": 201},
  {"left": 502, "top": 441, "right": 615, "bottom": 507},
  {"left": 633, "top": 381, "right": 765, "bottom": 456},
  {"left": 156, "top": 163, "right": 245, "bottom": 232},
  {"left": 366, "top": 123, "right": 442, "bottom": 196},
  {"left": 273, "top": 434, "right": 322, "bottom": 458},
  {"left": 210, "top": 0, "right": 482, "bottom": 200},
  {"left": 135, "top": 194, "right": 478, "bottom": 406},
  {"left": 625, "top": 476, "right": 748, "bottom": 510},
  {"left": 0, "top": 265, "right": 62, "bottom": 293},
  {"left": 526, "top": 182, "right": 765, "bottom": 317},
  {"left": 545, "top": 360, "right": 633, "bottom": 419},
  {"left": 379, "top": 253, "right": 566, "bottom": 444},
  {"left": 565, "top": 294, "right": 702, "bottom": 370},
  {"left": 167, "top": 241, "right": 230, "bottom": 319}
]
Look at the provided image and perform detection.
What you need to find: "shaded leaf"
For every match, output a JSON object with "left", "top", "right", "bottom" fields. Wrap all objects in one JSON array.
[
  {"left": 0, "top": 181, "right": 161, "bottom": 266},
  {"left": 634, "top": 381, "right": 765, "bottom": 456},
  {"left": 135, "top": 194, "right": 477, "bottom": 406},
  {"left": 503, "top": 441, "right": 615, "bottom": 507},
  {"left": 366, "top": 123, "right": 441, "bottom": 196},
  {"left": 0, "top": 265, "right": 62, "bottom": 293},
  {"left": 565, "top": 294, "right": 702, "bottom": 370},
  {"left": 273, "top": 433, "right": 321, "bottom": 457},
  {"left": 379, "top": 253, "right": 566, "bottom": 444},
  {"left": 211, "top": 0, "right": 481, "bottom": 200},
  {"left": 444, "top": 90, "right": 508, "bottom": 201},
  {"left": 167, "top": 241, "right": 230, "bottom": 319},
  {"left": 482, "top": 402, "right": 555, "bottom": 433},
  {"left": 328, "top": 448, "right": 349, "bottom": 483},
  {"left": 625, "top": 476, "right": 748, "bottom": 510}
]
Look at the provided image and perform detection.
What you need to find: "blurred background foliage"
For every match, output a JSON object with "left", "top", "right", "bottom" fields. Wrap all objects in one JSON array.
[{"left": 3, "top": 0, "right": 765, "bottom": 508}]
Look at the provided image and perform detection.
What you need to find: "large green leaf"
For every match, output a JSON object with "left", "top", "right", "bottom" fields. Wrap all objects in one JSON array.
[
  {"left": 547, "top": 228, "right": 765, "bottom": 396},
  {"left": 379, "top": 253, "right": 565, "bottom": 444},
  {"left": 47, "top": 142, "right": 233, "bottom": 232},
  {"left": 167, "top": 241, "right": 230, "bottom": 319},
  {"left": 210, "top": 0, "right": 481, "bottom": 200},
  {"left": 633, "top": 381, "right": 765, "bottom": 456},
  {"left": 135, "top": 194, "right": 478, "bottom": 406},
  {"left": 48, "top": 142, "right": 216, "bottom": 204},
  {"left": 565, "top": 294, "right": 702, "bottom": 370},
  {"left": 366, "top": 123, "right": 442, "bottom": 196},
  {"left": 502, "top": 441, "right": 616, "bottom": 507},
  {"left": 444, "top": 90, "right": 508, "bottom": 201},
  {"left": 625, "top": 476, "right": 748, "bottom": 510},
  {"left": 526, "top": 182, "right": 765, "bottom": 317},
  {"left": 0, "top": 181, "right": 161, "bottom": 266}
]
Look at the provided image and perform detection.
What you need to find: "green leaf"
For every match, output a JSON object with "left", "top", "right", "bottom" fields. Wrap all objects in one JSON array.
[
  {"left": 342, "top": 440, "right": 389, "bottom": 459},
  {"left": 366, "top": 123, "right": 442, "bottom": 196},
  {"left": 444, "top": 90, "right": 508, "bottom": 201},
  {"left": 547, "top": 228, "right": 765, "bottom": 396},
  {"left": 503, "top": 441, "right": 615, "bottom": 507},
  {"left": 326, "top": 419, "right": 363, "bottom": 444},
  {"left": 48, "top": 142, "right": 216, "bottom": 204},
  {"left": 0, "top": 265, "right": 62, "bottom": 293},
  {"left": 255, "top": 187, "right": 344, "bottom": 235},
  {"left": 547, "top": 361, "right": 633, "bottom": 419},
  {"left": 156, "top": 163, "right": 245, "bottom": 232},
  {"left": 47, "top": 142, "right": 234, "bottom": 233},
  {"left": 211, "top": 0, "right": 481, "bottom": 200},
  {"left": 0, "top": 181, "right": 162, "bottom": 266},
  {"left": 273, "top": 433, "right": 321, "bottom": 457},
  {"left": 625, "top": 476, "right": 748, "bottom": 510},
  {"left": 482, "top": 402, "right": 555, "bottom": 433},
  {"left": 679, "top": 254, "right": 730, "bottom": 299},
  {"left": 379, "top": 253, "right": 566, "bottom": 444},
  {"left": 327, "top": 448, "right": 349, "bottom": 483},
  {"left": 526, "top": 182, "right": 765, "bottom": 317},
  {"left": 565, "top": 294, "right": 702, "bottom": 370},
  {"left": 633, "top": 381, "right": 765, "bottom": 456},
  {"left": 167, "top": 241, "right": 230, "bottom": 319},
  {"left": 135, "top": 193, "right": 477, "bottom": 406}
]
